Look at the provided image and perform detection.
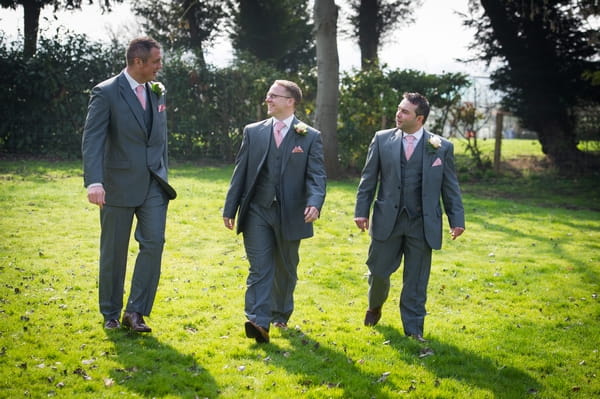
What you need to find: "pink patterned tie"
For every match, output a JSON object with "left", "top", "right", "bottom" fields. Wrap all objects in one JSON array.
[
  {"left": 274, "top": 120, "right": 286, "bottom": 148},
  {"left": 405, "top": 134, "right": 416, "bottom": 160},
  {"left": 135, "top": 85, "right": 146, "bottom": 110}
]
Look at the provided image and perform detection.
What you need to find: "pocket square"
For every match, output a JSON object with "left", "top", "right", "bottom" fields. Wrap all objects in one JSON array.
[
  {"left": 292, "top": 146, "right": 304, "bottom": 153},
  {"left": 432, "top": 157, "right": 442, "bottom": 167},
  {"left": 158, "top": 104, "right": 166, "bottom": 112}
]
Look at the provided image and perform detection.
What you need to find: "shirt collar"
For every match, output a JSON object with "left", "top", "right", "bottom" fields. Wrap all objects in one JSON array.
[
  {"left": 272, "top": 115, "right": 295, "bottom": 135},
  {"left": 403, "top": 127, "right": 424, "bottom": 142},
  {"left": 123, "top": 69, "right": 145, "bottom": 91}
]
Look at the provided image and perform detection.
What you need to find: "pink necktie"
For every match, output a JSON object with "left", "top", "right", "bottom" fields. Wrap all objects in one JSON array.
[
  {"left": 405, "top": 135, "right": 416, "bottom": 160},
  {"left": 274, "top": 120, "right": 286, "bottom": 148},
  {"left": 135, "top": 85, "right": 146, "bottom": 110}
]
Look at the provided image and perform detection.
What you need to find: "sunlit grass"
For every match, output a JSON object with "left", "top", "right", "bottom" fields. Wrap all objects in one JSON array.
[{"left": 0, "top": 147, "right": 599, "bottom": 398}]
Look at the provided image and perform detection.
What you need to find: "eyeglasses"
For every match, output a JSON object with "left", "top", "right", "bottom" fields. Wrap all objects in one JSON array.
[{"left": 265, "top": 93, "right": 292, "bottom": 100}]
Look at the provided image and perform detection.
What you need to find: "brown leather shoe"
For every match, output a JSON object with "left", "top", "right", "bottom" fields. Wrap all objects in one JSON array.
[
  {"left": 122, "top": 311, "right": 152, "bottom": 333},
  {"left": 104, "top": 319, "right": 120, "bottom": 329},
  {"left": 364, "top": 307, "right": 382, "bottom": 326},
  {"left": 244, "top": 320, "right": 270, "bottom": 343},
  {"left": 273, "top": 321, "right": 288, "bottom": 329}
]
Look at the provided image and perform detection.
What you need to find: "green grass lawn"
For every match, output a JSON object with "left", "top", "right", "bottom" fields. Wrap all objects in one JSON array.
[{"left": 0, "top": 140, "right": 599, "bottom": 398}]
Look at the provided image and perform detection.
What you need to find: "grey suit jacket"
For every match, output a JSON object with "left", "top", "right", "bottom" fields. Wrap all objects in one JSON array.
[
  {"left": 355, "top": 128, "right": 464, "bottom": 250},
  {"left": 82, "top": 71, "right": 175, "bottom": 206},
  {"left": 223, "top": 117, "right": 327, "bottom": 241}
]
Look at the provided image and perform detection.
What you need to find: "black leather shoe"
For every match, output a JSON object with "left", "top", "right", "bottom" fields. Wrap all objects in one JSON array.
[
  {"left": 122, "top": 311, "right": 152, "bottom": 333},
  {"left": 104, "top": 319, "right": 120, "bottom": 329},
  {"left": 364, "top": 307, "right": 382, "bottom": 326},
  {"left": 245, "top": 320, "right": 270, "bottom": 343}
]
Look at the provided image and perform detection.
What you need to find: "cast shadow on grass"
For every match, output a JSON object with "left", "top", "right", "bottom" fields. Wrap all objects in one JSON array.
[
  {"left": 467, "top": 212, "right": 600, "bottom": 286},
  {"left": 261, "top": 329, "right": 400, "bottom": 397},
  {"left": 104, "top": 330, "right": 218, "bottom": 398},
  {"left": 376, "top": 325, "right": 540, "bottom": 398}
]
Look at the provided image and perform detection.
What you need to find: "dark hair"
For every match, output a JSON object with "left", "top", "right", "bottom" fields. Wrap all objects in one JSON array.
[
  {"left": 274, "top": 79, "right": 303, "bottom": 105},
  {"left": 126, "top": 37, "right": 161, "bottom": 65},
  {"left": 403, "top": 92, "right": 430, "bottom": 123}
]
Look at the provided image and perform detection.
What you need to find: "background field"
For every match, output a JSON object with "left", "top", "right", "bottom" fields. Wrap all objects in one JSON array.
[{"left": 0, "top": 140, "right": 599, "bottom": 398}]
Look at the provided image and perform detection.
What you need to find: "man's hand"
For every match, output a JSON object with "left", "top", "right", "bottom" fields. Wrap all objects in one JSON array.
[
  {"left": 304, "top": 206, "right": 319, "bottom": 223},
  {"left": 87, "top": 185, "right": 106, "bottom": 209},
  {"left": 450, "top": 227, "right": 465, "bottom": 240},
  {"left": 223, "top": 217, "right": 235, "bottom": 230},
  {"left": 354, "top": 217, "right": 369, "bottom": 232}
]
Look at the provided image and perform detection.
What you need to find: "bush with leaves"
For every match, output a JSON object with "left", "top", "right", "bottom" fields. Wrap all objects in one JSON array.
[{"left": 0, "top": 32, "right": 122, "bottom": 157}]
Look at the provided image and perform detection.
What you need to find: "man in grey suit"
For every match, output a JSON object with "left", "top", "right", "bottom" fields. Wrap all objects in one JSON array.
[
  {"left": 354, "top": 92, "right": 465, "bottom": 342},
  {"left": 223, "top": 80, "right": 326, "bottom": 344},
  {"left": 82, "top": 37, "right": 176, "bottom": 333}
]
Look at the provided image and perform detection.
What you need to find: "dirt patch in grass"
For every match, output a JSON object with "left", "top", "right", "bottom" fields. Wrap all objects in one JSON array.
[{"left": 500, "top": 155, "right": 552, "bottom": 177}]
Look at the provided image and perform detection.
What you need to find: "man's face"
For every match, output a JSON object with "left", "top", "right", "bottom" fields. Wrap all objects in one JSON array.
[
  {"left": 265, "top": 83, "right": 294, "bottom": 119},
  {"left": 134, "top": 47, "right": 162, "bottom": 83},
  {"left": 395, "top": 98, "right": 423, "bottom": 133}
]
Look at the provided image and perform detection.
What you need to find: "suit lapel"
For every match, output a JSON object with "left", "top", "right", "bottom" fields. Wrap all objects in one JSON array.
[
  {"left": 421, "top": 129, "right": 437, "bottom": 185},
  {"left": 390, "top": 129, "right": 403, "bottom": 182},
  {"left": 255, "top": 120, "right": 272, "bottom": 172},
  {"left": 280, "top": 117, "right": 298, "bottom": 175},
  {"left": 118, "top": 74, "right": 146, "bottom": 134},
  {"left": 148, "top": 83, "right": 157, "bottom": 139}
]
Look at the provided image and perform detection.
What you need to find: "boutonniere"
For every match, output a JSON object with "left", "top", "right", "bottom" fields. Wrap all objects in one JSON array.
[
  {"left": 426, "top": 135, "right": 442, "bottom": 153},
  {"left": 150, "top": 82, "right": 165, "bottom": 97},
  {"left": 294, "top": 122, "right": 308, "bottom": 136}
]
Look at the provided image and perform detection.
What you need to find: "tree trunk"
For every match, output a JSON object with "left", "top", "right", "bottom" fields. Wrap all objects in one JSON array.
[
  {"left": 358, "top": 0, "right": 379, "bottom": 69},
  {"left": 182, "top": 0, "right": 207, "bottom": 68},
  {"left": 493, "top": 110, "right": 503, "bottom": 173},
  {"left": 314, "top": 0, "right": 341, "bottom": 178},
  {"left": 535, "top": 119, "right": 581, "bottom": 168},
  {"left": 479, "top": 0, "right": 584, "bottom": 170},
  {"left": 22, "top": 0, "right": 42, "bottom": 58}
]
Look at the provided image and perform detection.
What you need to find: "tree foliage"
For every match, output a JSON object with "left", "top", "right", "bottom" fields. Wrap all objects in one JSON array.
[
  {"left": 227, "top": 0, "right": 315, "bottom": 72},
  {"left": 0, "top": 0, "right": 122, "bottom": 57},
  {"left": 348, "top": 0, "right": 419, "bottom": 69},
  {"left": 464, "top": 0, "right": 600, "bottom": 169},
  {"left": 132, "top": 0, "right": 226, "bottom": 66}
]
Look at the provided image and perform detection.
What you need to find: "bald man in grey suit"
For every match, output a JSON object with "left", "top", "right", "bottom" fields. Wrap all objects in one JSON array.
[
  {"left": 354, "top": 92, "right": 465, "bottom": 342},
  {"left": 223, "top": 80, "right": 326, "bottom": 344},
  {"left": 82, "top": 37, "right": 176, "bottom": 333}
]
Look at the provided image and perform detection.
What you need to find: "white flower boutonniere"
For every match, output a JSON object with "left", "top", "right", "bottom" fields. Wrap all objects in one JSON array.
[
  {"left": 427, "top": 135, "right": 442, "bottom": 153},
  {"left": 151, "top": 82, "right": 166, "bottom": 97},
  {"left": 294, "top": 122, "right": 308, "bottom": 136}
]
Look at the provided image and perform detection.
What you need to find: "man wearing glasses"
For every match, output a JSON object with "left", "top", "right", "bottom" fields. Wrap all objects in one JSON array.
[{"left": 223, "top": 80, "right": 327, "bottom": 344}]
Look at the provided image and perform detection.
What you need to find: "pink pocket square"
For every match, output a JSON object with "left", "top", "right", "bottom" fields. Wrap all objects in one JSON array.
[
  {"left": 158, "top": 104, "right": 166, "bottom": 112},
  {"left": 432, "top": 157, "right": 442, "bottom": 167},
  {"left": 292, "top": 146, "right": 304, "bottom": 153}
]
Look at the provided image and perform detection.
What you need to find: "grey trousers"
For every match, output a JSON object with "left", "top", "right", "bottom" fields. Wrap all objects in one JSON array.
[
  {"left": 98, "top": 179, "right": 168, "bottom": 320},
  {"left": 366, "top": 212, "right": 432, "bottom": 336},
  {"left": 243, "top": 202, "right": 300, "bottom": 329}
]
